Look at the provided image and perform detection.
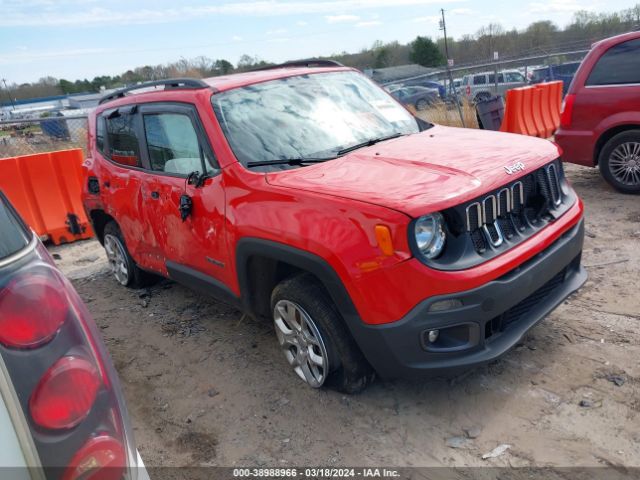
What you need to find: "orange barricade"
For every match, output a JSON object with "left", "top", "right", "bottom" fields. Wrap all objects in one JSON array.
[
  {"left": 0, "top": 149, "right": 94, "bottom": 245},
  {"left": 500, "top": 81, "right": 563, "bottom": 138}
]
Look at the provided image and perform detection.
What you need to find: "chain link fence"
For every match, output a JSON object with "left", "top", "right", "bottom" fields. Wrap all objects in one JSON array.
[{"left": 0, "top": 115, "right": 88, "bottom": 159}]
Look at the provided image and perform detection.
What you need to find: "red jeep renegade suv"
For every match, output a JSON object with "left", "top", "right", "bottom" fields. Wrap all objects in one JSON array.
[{"left": 82, "top": 61, "right": 587, "bottom": 392}]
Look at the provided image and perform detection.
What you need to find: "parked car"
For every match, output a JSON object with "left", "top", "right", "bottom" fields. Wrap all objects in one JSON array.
[
  {"left": 389, "top": 86, "right": 439, "bottom": 110},
  {"left": 556, "top": 31, "right": 640, "bottom": 194},
  {"left": 82, "top": 61, "right": 587, "bottom": 393},
  {"left": 530, "top": 61, "right": 582, "bottom": 94},
  {"left": 401, "top": 78, "right": 447, "bottom": 99},
  {"left": 0, "top": 191, "right": 148, "bottom": 479},
  {"left": 462, "top": 70, "right": 527, "bottom": 102}
]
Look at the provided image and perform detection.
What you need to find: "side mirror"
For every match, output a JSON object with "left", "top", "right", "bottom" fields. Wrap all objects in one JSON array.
[{"left": 186, "top": 171, "right": 204, "bottom": 187}]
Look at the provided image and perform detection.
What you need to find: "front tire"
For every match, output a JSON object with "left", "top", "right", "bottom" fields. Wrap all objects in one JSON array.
[
  {"left": 271, "top": 274, "right": 374, "bottom": 393},
  {"left": 103, "top": 222, "right": 157, "bottom": 288},
  {"left": 599, "top": 130, "right": 640, "bottom": 194}
]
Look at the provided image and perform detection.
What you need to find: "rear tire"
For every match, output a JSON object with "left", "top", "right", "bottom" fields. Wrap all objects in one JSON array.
[
  {"left": 271, "top": 274, "right": 375, "bottom": 393},
  {"left": 103, "top": 222, "right": 158, "bottom": 288},
  {"left": 599, "top": 130, "right": 640, "bottom": 194}
]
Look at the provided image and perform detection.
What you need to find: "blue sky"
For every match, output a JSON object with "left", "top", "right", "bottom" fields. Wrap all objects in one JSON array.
[{"left": 0, "top": 0, "right": 635, "bottom": 84}]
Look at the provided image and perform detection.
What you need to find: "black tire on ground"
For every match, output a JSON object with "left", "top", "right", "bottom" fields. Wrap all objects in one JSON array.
[
  {"left": 416, "top": 98, "right": 429, "bottom": 111},
  {"left": 271, "top": 273, "right": 375, "bottom": 394},
  {"left": 103, "top": 221, "right": 159, "bottom": 288},
  {"left": 598, "top": 130, "right": 640, "bottom": 194}
]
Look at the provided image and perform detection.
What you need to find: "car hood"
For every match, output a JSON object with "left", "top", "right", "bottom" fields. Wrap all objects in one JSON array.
[{"left": 265, "top": 125, "right": 560, "bottom": 217}]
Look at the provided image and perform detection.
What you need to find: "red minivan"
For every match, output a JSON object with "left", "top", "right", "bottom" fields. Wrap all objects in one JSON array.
[{"left": 556, "top": 31, "right": 640, "bottom": 194}]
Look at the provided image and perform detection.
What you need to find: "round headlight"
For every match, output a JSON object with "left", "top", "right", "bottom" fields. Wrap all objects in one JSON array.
[{"left": 414, "top": 213, "right": 446, "bottom": 259}]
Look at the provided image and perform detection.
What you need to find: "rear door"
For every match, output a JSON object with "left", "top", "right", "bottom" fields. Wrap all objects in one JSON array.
[
  {"left": 99, "top": 107, "right": 164, "bottom": 272},
  {"left": 137, "top": 103, "right": 229, "bottom": 286}
]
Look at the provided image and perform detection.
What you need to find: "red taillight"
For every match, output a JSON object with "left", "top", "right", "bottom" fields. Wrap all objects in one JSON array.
[
  {"left": 0, "top": 272, "right": 68, "bottom": 349},
  {"left": 560, "top": 93, "right": 576, "bottom": 128},
  {"left": 63, "top": 435, "right": 125, "bottom": 480},
  {"left": 30, "top": 356, "right": 101, "bottom": 430},
  {"left": 466, "top": 85, "right": 471, "bottom": 96}
]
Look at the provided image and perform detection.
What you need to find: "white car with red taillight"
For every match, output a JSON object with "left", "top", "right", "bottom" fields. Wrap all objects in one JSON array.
[{"left": 0, "top": 190, "right": 149, "bottom": 480}]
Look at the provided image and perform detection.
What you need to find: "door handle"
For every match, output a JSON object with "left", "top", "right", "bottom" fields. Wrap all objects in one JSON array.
[{"left": 150, "top": 191, "right": 160, "bottom": 199}]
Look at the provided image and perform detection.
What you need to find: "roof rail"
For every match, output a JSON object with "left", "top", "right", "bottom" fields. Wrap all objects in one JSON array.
[
  {"left": 251, "top": 59, "right": 345, "bottom": 72},
  {"left": 98, "top": 78, "right": 210, "bottom": 105}
]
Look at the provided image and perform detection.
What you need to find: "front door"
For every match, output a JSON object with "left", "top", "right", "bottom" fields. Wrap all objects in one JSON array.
[{"left": 137, "top": 103, "right": 229, "bottom": 286}]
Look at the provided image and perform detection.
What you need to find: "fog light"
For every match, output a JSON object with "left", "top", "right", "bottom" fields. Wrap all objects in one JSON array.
[
  {"left": 427, "top": 330, "right": 439, "bottom": 343},
  {"left": 428, "top": 299, "right": 463, "bottom": 312}
]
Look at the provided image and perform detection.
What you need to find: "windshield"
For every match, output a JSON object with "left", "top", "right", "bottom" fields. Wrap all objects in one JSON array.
[{"left": 211, "top": 71, "right": 420, "bottom": 166}]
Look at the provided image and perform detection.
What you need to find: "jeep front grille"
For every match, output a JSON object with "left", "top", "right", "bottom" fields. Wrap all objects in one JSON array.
[
  {"left": 460, "top": 161, "right": 565, "bottom": 254},
  {"left": 419, "top": 159, "right": 576, "bottom": 271}
]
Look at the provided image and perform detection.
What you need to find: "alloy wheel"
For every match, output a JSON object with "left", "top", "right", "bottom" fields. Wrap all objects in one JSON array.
[
  {"left": 103, "top": 234, "right": 129, "bottom": 286},
  {"left": 609, "top": 142, "right": 640, "bottom": 187},
  {"left": 273, "top": 299, "right": 329, "bottom": 388}
]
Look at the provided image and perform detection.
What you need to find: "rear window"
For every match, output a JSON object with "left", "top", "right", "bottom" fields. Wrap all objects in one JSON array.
[
  {"left": 106, "top": 113, "right": 141, "bottom": 167},
  {"left": 0, "top": 192, "right": 31, "bottom": 260},
  {"left": 96, "top": 116, "right": 106, "bottom": 153},
  {"left": 586, "top": 38, "right": 640, "bottom": 86}
]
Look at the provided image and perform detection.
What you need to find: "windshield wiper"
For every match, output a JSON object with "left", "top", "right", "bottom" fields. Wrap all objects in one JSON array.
[
  {"left": 246, "top": 157, "right": 336, "bottom": 168},
  {"left": 336, "top": 132, "right": 404, "bottom": 156}
]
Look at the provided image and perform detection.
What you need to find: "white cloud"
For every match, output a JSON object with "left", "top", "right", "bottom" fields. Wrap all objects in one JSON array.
[
  {"left": 231, "top": 35, "right": 243, "bottom": 41},
  {"left": 266, "top": 28, "right": 287, "bottom": 35},
  {"left": 325, "top": 14, "right": 360, "bottom": 23},
  {"left": 0, "top": 0, "right": 462, "bottom": 27},
  {"left": 267, "top": 37, "right": 291, "bottom": 43},
  {"left": 412, "top": 15, "right": 440, "bottom": 24},
  {"left": 450, "top": 7, "right": 473, "bottom": 15},
  {"left": 356, "top": 20, "right": 382, "bottom": 27},
  {"left": 296, "top": 20, "right": 308, "bottom": 26},
  {"left": 528, "top": 0, "right": 595, "bottom": 13},
  {"left": 0, "top": 47, "right": 110, "bottom": 65}
]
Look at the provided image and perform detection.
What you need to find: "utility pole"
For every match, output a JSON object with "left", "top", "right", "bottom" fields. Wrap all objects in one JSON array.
[
  {"left": 440, "top": 9, "right": 465, "bottom": 127},
  {"left": 1, "top": 78, "right": 16, "bottom": 111}
]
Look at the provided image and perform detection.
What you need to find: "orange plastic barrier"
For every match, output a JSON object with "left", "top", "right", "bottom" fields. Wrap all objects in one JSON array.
[
  {"left": 500, "top": 81, "right": 563, "bottom": 138},
  {"left": 0, "top": 149, "right": 94, "bottom": 245}
]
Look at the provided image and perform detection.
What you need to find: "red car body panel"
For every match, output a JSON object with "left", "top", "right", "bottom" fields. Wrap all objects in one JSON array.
[
  {"left": 267, "top": 126, "right": 560, "bottom": 217},
  {"left": 556, "top": 31, "right": 640, "bottom": 167},
  {"left": 82, "top": 69, "right": 584, "bottom": 332}
]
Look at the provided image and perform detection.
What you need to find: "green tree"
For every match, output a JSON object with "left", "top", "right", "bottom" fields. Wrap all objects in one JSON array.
[
  {"left": 409, "top": 36, "right": 445, "bottom": 67},
  {"left": 215, "top": 59, "right": 234, "bottom": 75}
]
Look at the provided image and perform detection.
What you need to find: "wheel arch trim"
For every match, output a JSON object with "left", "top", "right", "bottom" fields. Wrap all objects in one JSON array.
[{"left": 235, "top": 238, "right": 361, "bottom": 327}]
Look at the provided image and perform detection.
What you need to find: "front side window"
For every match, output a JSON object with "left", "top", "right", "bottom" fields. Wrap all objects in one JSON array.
[
  {"left": 586, "top": 39, "right": 640, "bottom": 86},
  {"left": 212, "top": 71, "right": 420, "bottom": 166},
  {"left": 474, "top": 75, "right": 487, "bottom": 85},
  {"left": 106, "top": 113, "right": 141, "bottom": 167},
  {"left": 143, "top": 113, "right": 205, "bottom": 175}
]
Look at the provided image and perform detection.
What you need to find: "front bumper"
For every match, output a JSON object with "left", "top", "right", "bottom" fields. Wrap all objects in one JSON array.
[{"left": 350, "top": 219, "right": 586, "bottom": 379}]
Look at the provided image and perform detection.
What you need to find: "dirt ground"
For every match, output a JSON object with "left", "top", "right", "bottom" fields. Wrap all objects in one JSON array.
[{"left": 49, "top": 163, "right": 639, "bottom": 470}]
